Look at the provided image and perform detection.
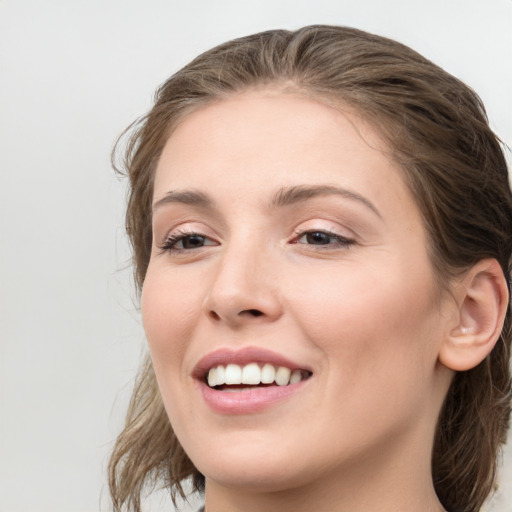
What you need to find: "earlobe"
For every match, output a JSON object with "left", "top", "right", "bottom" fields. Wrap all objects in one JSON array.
[{"left": 439, "top": 259, "right": 509, "bottom": 372}]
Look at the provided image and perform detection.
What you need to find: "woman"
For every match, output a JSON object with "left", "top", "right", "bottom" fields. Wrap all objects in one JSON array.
[{"left": 108, "top": 26, "right": 512, "bottom": 512}]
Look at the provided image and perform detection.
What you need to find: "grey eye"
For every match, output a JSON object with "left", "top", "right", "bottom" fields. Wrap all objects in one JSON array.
[
  {"left": 298, "top": 231, "right": 340, "bottom": 245},
  {"left": 180, "top": 234, "right": 208, "bottom": 249},
  {"left": 301, "top": 231, "right": 333, "bottom": 245},
  {"left": 294, "top": 230, "right": 354, "bottom": 249}
]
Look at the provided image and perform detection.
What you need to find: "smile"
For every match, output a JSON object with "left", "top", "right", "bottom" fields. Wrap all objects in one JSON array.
[
  {"left": 194, "top": 347, "right": 313, "bottom": 414},
  {"left": 207, "top": 363, "right": 311, "bottom": 388}
]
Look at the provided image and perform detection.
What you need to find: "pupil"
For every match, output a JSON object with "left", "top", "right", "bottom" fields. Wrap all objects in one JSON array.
[
  {"left": 183, "top": 235, "right": 204, "bottom": 248},
  {"left": 307, "top": 232, "right": 330, "bottom": 244}
]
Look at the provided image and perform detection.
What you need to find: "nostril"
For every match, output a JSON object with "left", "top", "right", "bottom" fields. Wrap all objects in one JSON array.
[
  {"left": 207, "top": 309, "right": 264, "bottom": 321},
  {"left": 209, "top": 311, "right": 221, "bottom": 321},
  {"left": 243, "top": 309, "right": 264, "bottom": 317}
]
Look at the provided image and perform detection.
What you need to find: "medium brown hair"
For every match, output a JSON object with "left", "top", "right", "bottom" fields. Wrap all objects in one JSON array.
[{"left": 109, "top": 25, "right": 512, "bottom": 512}]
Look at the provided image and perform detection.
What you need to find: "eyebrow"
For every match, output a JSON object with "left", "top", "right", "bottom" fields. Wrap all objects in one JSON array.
[
  {"left": 152, "top": 189, "right": 213, "bottom": 211},
  {"left": 270, "top": 185, "right": 382, "bottom": 218},
  {"left": 152, "top": 184, "right": 381, "bottom": 218}
]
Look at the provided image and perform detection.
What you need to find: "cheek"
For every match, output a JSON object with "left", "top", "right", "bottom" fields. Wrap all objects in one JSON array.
[
  {"left": 285, "top": 266, "right": 441, "bottom": 445},
  {"left": 286, "top": 261, "right": 439, "bottom": 382},
  {"left": 140, "top": 265, "right": 208, "bottom": 431},
  {"left": 141, "top": 265, "right": 202, "bottom": 373}
]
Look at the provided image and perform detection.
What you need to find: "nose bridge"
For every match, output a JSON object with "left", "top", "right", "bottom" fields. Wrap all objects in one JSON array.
[{"left": 204, "top": 229, "right": 281, "bottom": 324}]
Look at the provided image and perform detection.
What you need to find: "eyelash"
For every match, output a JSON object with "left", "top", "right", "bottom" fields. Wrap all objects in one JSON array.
[
  {"left": 158, "top": 230, "right": 216, "bottom": 253},
  {"left": 159, "top": 228, "right": 354, "bottom": 254},
  {"left": 292, "top": 229, "right": 355, "bottom": 249}
]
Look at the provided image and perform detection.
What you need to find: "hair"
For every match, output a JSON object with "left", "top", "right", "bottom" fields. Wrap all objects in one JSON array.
[{"left": 109, "top": 25, "right": 512, "bottom": 512}]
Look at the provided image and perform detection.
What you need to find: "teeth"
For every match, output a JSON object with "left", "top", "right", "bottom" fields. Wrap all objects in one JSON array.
[
  {"left": 216, "top": 365, "right": 226, "bottom": 384},
  {"left": 206, "top": 362, "right": 309, "bottom": 388},
  {"left": 242, "top": 363, "right": 261, "bottom": 385},
  {"left": 290, "top": 369, "right": 302, "bottom": 384},
  {"left": 225, "top": 364, "right": 242, "bottom": 385},
  {"left": 207, "top": 367, "right": 217, "bottom": 387},
  {"left": 261, "top": 363, "right": 275, "bottom": 383},
  {"left": 275, "top": 366, "right": 291, "bottom": 386}
]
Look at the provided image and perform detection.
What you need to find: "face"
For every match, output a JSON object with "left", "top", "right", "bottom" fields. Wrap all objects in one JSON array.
[{"left": 142, "top": 90, "right": 452, "bottom": 493}]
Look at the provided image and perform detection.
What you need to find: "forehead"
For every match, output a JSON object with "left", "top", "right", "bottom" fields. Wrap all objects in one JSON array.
[{"left": 153, "top": 90, "right": 416, "bottom": 220}]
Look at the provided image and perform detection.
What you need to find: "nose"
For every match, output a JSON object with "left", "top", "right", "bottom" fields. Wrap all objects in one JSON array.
[{"left": 203, "top": 239, "right": 283, "bottom": 326}]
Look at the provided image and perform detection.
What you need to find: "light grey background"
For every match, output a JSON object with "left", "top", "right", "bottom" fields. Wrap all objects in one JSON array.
[{"left": 0, "top": 1, "right": 511, "bottom": 511}]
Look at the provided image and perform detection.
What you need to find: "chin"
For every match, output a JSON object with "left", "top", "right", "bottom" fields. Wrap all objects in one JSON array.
[
  {"left": 200, "top": 460, "right": 311, "bottom": 493},
  {"left": 183, "top": 434, "right": 315, "bottom": 492}
]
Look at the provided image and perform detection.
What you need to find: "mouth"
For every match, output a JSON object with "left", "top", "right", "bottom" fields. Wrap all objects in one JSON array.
[
  {"left": 194, "top": 347, "right": 313, "bottom": 413},
  {"left": 206, "top": 362, "right": 312, "bottom": 390}
]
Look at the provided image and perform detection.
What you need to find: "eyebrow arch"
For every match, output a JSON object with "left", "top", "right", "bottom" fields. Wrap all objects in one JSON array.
[
  {"left": 152, "top": 189, "right": 214, "bottom": 212},
  {"left": 270, "top": 185, "right": 382, "bottom": 218}
]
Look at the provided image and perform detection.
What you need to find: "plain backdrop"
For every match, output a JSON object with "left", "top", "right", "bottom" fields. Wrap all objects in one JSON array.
[{"left": 1, "top": 1, "right": 511, "bottom": 511}]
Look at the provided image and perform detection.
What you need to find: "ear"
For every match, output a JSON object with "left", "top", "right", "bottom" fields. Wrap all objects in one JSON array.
[{"left": 439, "top": 259, "right": 509, "bottom": 372}]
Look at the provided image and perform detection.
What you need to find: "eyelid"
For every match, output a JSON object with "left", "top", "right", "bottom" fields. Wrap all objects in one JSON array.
[
  {"left": 159, "top": 232, "right": 218, "bottom": 255},
  {"left": 291, "top": 219, "right": 356, "bottom": 239},
  {"left": 157, "top": 220, "right": 212, "bottom": 242},
  {"left": 287, "top": 217, "right": 359, "bottom": 251},
  {"left": 292, "top": 228, "right": 355, "bottom": 246},
  {"left": 156, "top": 222, "right": 220, "bottom": 253}
]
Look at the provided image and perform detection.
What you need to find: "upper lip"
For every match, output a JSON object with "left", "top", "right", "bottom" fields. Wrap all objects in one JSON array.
[{"left": 193, "top": 346, "right": 313, "bottom": 380}]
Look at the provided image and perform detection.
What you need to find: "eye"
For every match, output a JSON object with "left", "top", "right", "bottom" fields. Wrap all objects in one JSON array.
[
  {"left": 159, "top": 231, "right": 218, "bottom": 253},
  {"left": 293, "top": 230, "right": 354, "bottom": 248}
]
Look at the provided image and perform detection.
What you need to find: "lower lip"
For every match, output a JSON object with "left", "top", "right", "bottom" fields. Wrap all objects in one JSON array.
[{"left": 199, "top": 380, "right": 309, "bottom": 414}]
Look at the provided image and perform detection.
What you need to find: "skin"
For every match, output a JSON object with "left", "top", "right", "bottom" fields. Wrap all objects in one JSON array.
[{"left": 142, "top": 90, "right": 456, "bottom": 512}]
